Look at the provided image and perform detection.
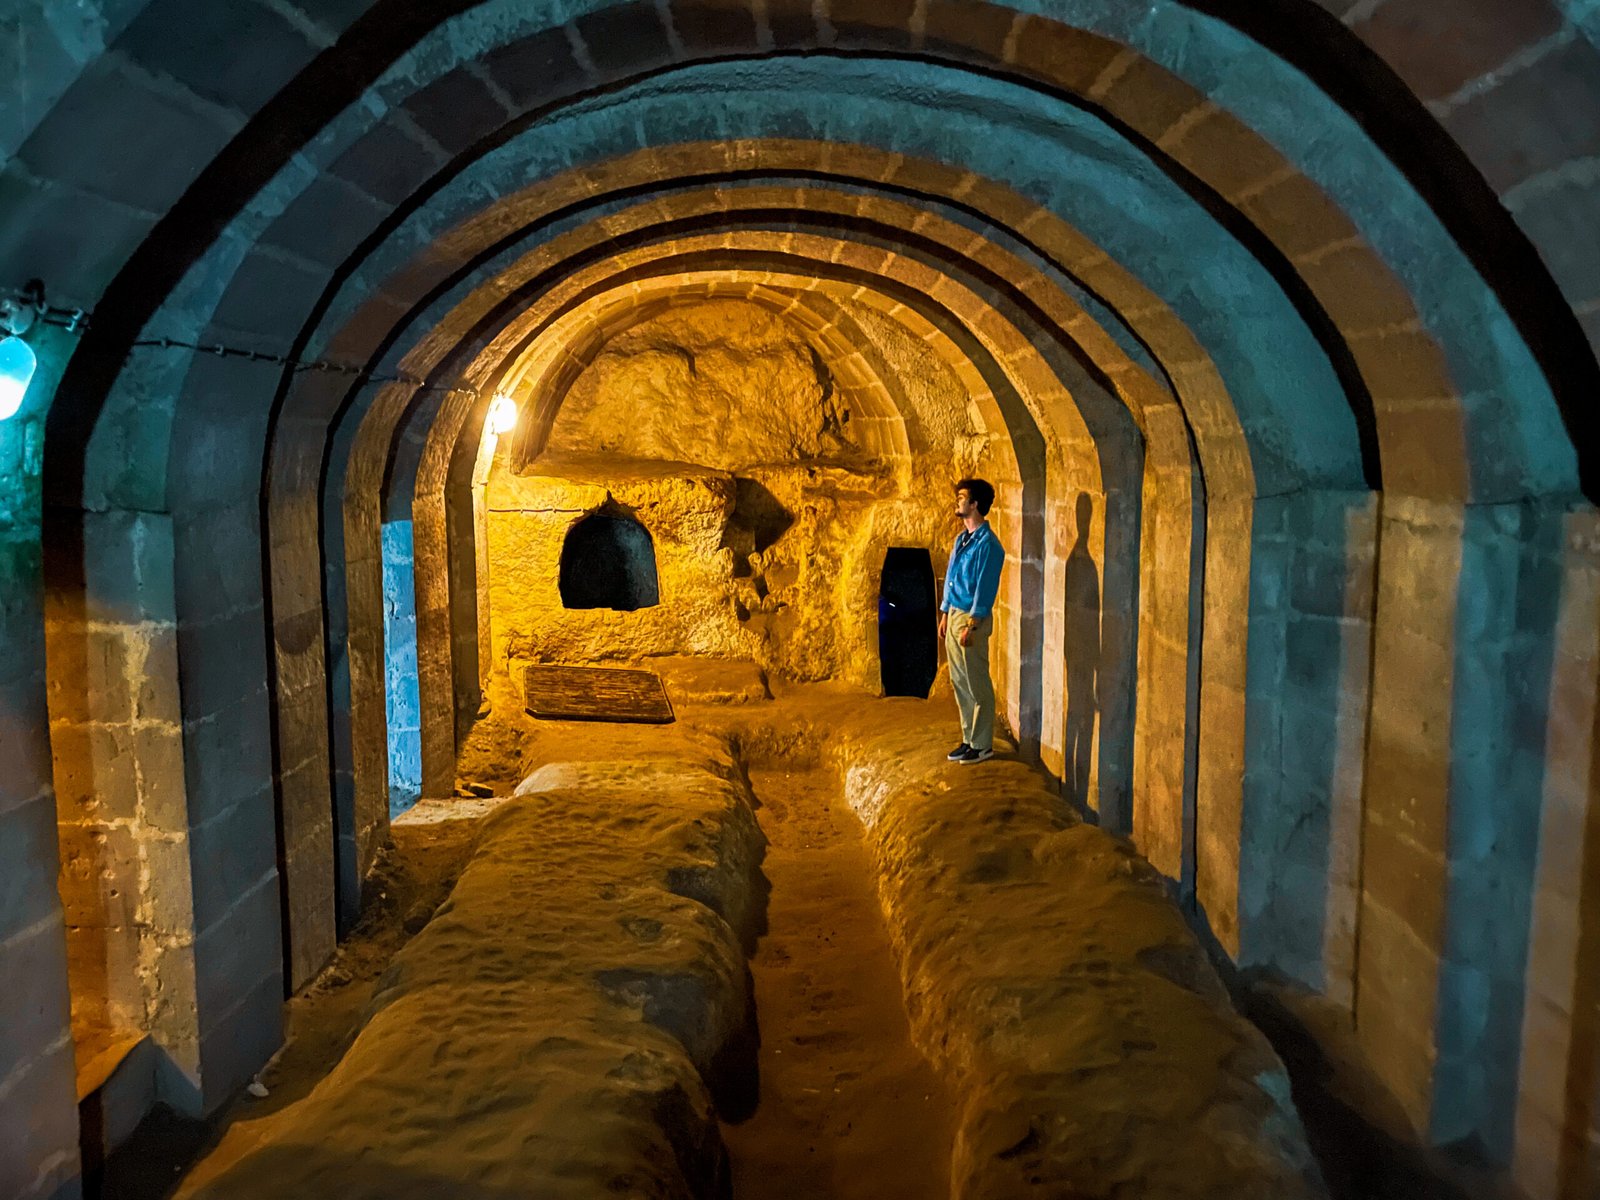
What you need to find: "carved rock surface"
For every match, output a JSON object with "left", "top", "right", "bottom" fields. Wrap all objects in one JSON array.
[
  {"left": 188, "top": 694, "right": 1325, "bottom": 1200},
  {"left": 481, "top": 294, "right": 984, "bottom": 706},
  {"left": 829, "top": 705, "right": 1328, "bottom": 1200},
  {"left": 187, "top": 739, "right": 762, "bottom": 1200},
  {"left": 546, "top": 300, "right": 848, "bottom": 470},
  {"left": 484, "top": 453, "right": 948, "bottom": 692}
]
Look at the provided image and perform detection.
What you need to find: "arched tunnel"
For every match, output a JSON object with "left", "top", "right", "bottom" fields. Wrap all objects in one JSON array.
[{"left": 2, "top": 3, "right": 1598, "bottom": 1198}]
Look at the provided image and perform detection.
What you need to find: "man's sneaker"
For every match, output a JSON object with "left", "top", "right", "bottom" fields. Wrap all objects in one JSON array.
[
  {"left": 959, "top": 747, "right": 994, "bottom": 764},
  {"left": 946, "top": 743, "right": 971, "bottom": 761}
]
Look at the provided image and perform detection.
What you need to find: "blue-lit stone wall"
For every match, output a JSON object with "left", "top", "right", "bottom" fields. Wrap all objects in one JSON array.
[{"left": 382, "top": 520, "right": 422, "bottom": 818}]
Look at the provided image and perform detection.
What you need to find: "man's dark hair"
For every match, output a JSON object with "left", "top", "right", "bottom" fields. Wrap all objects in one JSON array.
[{"left": 955, "top": 477, "right": 996, "bottom": 516}]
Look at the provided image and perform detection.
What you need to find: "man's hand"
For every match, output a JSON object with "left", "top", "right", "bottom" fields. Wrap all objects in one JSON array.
[
  {"left": 938, "top": 612, "right": 948, "bottom": 640},
  {"left": 959, "top": 619, "right": 974, "bottom": 647}
]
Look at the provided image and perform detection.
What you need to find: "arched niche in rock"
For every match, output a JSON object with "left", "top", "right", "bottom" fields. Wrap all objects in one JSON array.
[{"left": 558, "top": 508, "right": 660, "bottom": 612}]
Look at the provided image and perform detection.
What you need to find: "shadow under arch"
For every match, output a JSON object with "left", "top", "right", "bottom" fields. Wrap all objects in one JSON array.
[{"left": 1064, "top": 492, "right": 1104, "bottom": 821}]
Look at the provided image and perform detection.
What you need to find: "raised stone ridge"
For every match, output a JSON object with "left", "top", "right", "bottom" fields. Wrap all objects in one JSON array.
[{"left": 184, "top": 754, "right": 764, "bottom": 1200}]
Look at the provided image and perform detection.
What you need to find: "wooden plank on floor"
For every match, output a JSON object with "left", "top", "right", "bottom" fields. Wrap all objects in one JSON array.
[{"left": 522, "top": 664, "right": 675, "bottom": 724}]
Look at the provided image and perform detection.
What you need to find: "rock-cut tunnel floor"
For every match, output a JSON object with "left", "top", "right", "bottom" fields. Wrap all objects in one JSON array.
[
  {"left": 159, "top": 678, "right": 1327, "bottom": 1200},
  {"left": 721, "top": 763, "right": 953, "bottom": 1197}
]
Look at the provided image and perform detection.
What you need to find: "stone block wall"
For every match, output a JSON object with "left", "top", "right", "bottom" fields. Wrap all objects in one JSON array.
[
  {"left": 2, "top": 6, "right": 1598, "bottom": 1199},
  {"left": 0, "top": 333, "right": 79, "bottom": 1198},
  {"left": 1513, "top": 506, "right": 1600, "bottom": 1194},
  {"left": 1435, "top": 501, "right": 1576, "bottom": 1157},
  {"left": 1044, "top": 483, "right": 1117, "bottom": 819},
  {"left": 1132, "top": 418, "right": 1201, "bottom": 887},
  {"left": 1333, "top": 0, "right": 1600, "bottom": 423},
  {"left": 46, "top": 510, "right": 202, "bottom": 1098},
  {"left": 339, "top": 453, "right": 395, "bottom": 929},
  {"left": 1237, "top": 489, "right": 1376, "bottom": 1010},
  {"left": 1195, "top": 492, "right": 1255, "bottom": 954},
  {"left": 37, "top": 455, "right": 284, "bottom": 1149}
]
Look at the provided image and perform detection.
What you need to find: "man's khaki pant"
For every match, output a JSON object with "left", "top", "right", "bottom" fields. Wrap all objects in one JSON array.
[{"left": 945, "top": 611, "right": 995, "bottom": 751}]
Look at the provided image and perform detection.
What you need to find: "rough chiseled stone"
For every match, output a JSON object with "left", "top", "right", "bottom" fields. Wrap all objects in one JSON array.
[
  {"left": 829, "top": 706, "right": 1328, "bottom": 1200},
  {"left": 185, "top": 737, "right": 763, "bottom": 1200},
  {"left": 484, "top": 298, "right": 965, "bottom": 696}
]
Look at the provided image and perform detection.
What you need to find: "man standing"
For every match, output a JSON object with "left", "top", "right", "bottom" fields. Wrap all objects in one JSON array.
[{"left": 938, "top": 478, "right": 1005, "bottom": 764}]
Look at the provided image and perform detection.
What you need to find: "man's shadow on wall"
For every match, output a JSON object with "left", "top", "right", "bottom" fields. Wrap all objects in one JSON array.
[{"left": 1064, "top": 493, "right": 1100, "bottom": 813}]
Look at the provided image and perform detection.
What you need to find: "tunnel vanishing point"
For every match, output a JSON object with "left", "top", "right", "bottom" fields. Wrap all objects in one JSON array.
[{"left": 2, "top": 2, "right": 1600, "bottom": 1198}]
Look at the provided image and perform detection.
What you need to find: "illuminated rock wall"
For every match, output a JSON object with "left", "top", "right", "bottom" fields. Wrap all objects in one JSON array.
[{"left": 482, "top": 300, "right": 976, "bottom": 695}]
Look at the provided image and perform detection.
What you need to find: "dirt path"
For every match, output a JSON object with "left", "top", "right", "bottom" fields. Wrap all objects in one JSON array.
[{"left": 721, "top": 767, "right": 953, "bottom": 1200}]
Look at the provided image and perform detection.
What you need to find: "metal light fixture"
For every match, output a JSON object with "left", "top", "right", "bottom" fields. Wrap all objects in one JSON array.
[
  {"left": 0, "top": 280, "right": 42, "bottom": 421},
  {"left": 487, "top": 392, "right": 519, "bottom": 436}
]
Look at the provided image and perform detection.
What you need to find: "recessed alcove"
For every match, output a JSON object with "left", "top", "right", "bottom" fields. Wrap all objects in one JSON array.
[
  {"left": 721, "top": 478, "right": 795, "bottom": 580},
  {"left": 558, "top": 509, "right": 659, "bottom": 611},
  {"left": 877, "top": 547, "right": 937, "bottom": 699}
]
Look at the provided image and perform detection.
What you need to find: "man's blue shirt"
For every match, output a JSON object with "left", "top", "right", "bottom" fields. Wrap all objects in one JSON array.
[{"left": 941, "top": 521, "right": 1004, "bottom": 619}]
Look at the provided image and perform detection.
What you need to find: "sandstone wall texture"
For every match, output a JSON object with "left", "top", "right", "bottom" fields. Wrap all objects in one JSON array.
[
  {"left": 483, "top": 299, "right": 991, "bottom": 697},
  {"left": 546, "top": 301, "right": 852, "bottom": 469}
]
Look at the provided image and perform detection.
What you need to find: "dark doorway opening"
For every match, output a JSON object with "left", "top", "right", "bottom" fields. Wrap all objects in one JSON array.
[
  {"left": 878, "top": 547, "right": 937, "bottom": 698},
  {"left": 559, "top": 510, "right": 660, "bottom": 610}
]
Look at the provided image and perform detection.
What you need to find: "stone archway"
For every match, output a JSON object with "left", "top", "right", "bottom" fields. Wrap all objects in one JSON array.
[{"left": 2, "top": 3, "right": 1598, "bottom": 1195}]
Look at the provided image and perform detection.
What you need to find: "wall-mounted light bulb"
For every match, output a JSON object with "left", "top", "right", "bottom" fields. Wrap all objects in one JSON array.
[
  {"left": 488, "top": 393, "right": 518, "bottom": 436},
  {"left": 0, "top": 335, "right": 37, "bottom": 421}
]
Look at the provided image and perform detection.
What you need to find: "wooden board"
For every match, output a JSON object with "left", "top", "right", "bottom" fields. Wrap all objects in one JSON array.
[{"left": 522, "top": 664, "right": 675, "bottom": 724}]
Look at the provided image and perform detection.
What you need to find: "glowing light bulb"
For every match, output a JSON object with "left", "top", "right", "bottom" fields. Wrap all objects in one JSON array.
[
  {"left": 0, "top": 335, "right": 36, "bottom": 421},
  {"left": 487, "top": 393, "right": 518, "bottom": 436}
]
